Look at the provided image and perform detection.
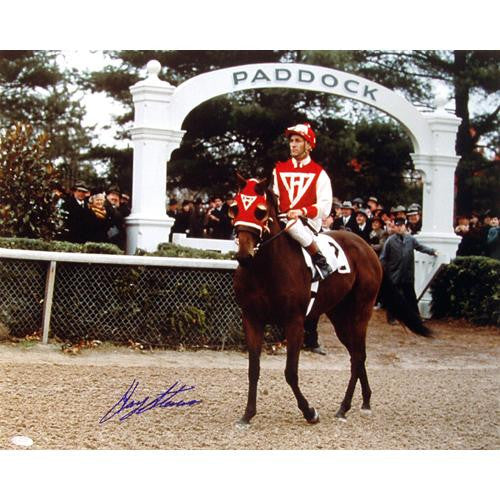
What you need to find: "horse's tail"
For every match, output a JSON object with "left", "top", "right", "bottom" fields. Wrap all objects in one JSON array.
[{"left": 378, "top": 271, "right": 432, "bottom": 337}]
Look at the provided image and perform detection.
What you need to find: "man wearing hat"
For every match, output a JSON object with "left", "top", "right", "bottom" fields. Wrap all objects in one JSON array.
[
  {"left": 369, "top": 216, "right": 388, "bottom": 256},
  {"left": 62, "top": 180, "right": 92, "bottom": 243},
  {"left": 367, "top": 196, "right": 379, "bottom": 214},
  {"left": 353, "top": 208, "right": 372, "bottom": 242},
  {"left": 332, "top": 200, "right": 358, "bottom": 232},
  {"left": 352, "top": 197, "right": 364, "bottom": 210},
  {"left": 105, "top": 185, "right": 126, "bottom": 249},
  {"left": 391, "top": 205, "right": 407, "bottom": 221},
  {"left": 119, "top": 192, "right": 131, "bottom": 218},
  {"left": 272, "top": 122, "right": 334, "bottom": 281},
  {"left": 406, "top": 203, "right": 422, "bottom": 235},
  {"left": 332, "top": 198, "right": 342, "bottom": 218},
  {"left": 380, "top": 218, "right": 438, "bottom": 321}
]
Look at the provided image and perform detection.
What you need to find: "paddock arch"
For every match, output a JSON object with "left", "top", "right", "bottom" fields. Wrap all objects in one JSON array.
[
  {"left": 125, "top": 60, "right": 461, "bottom": 313},
  {"left": 168, "top": 63, "right": 433, "bottom": 155}
]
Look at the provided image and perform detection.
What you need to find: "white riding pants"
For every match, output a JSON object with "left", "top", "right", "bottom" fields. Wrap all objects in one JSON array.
[{"left": 286, "top": 218, "right": 321, "bottom": 247}]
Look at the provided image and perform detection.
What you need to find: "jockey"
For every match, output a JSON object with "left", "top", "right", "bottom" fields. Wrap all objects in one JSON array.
[{"left": 272, "top": 123, "right": 334, "bottom": 280}]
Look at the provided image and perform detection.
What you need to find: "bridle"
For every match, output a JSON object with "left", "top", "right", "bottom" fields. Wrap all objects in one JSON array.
[
  {"left": 232, "top": 185, "right": 307, "bottom": 255},
  {"left": 235, "top": 215, "right": 298, "bottom": 254}
]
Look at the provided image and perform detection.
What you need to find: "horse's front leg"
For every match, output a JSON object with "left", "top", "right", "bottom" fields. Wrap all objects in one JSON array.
[
  {"left": 284, "top": 317, "right": 319, "bottom": 424},
  {"left": 238, "top": 315, "right": 264, "bottom": 426}
]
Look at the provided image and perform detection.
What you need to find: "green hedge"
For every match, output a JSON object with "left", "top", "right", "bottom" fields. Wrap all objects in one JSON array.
[
  {"left": 0, "top": 237, "right": 235, "bottom": 260},
  {"left": 149, "top": 242, "right": 235, "bottom": 260},
  {"left": 0, "top": 237, "right": 123, "bottom": 255},
  {"left": 431, "top": 256, "right": 500, "bottom": 326}
]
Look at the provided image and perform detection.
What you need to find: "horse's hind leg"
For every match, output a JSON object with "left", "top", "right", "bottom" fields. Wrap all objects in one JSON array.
[
  {"left": 284, "top": 317, "right": 319, "bottom": 424},
  {"left": 358, "top": 362, "right": 372, "bottom": 414},
  {"left": 327, "top": 303, "right": 371, "bottom": 420},
  {"left": 239, "top": 316, "right": 264, "bottom": 426}
]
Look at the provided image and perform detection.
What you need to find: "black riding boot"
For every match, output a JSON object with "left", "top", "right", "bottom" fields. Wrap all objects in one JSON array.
[{"left": 306, "top": 241, "right": 333, "bottom": 281}]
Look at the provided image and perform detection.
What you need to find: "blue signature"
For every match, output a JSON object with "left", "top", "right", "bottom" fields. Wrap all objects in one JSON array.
[{"left": 99, "top": 379, "right": 202, "bottom": 424}]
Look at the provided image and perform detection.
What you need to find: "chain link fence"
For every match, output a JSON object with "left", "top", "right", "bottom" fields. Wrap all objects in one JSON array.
[
  {"left": 0, "top": 258, "right": 46, "bottom": 337},
  {"left": 0, "top": 249, "right": 283, "bottom": 349}
]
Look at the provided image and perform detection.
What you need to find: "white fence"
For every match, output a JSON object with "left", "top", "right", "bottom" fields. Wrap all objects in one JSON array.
[
  {"left": 0, "top": 248, "right": 244, "bottom": 349},
  {"left": 0, "top": 235, "right": 447, "bottom": 349}
]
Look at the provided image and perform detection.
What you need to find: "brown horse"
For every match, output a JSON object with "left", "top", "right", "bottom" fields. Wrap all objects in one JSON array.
[{"left": 231, "top": 174, "right": 430, "bottom": 426}]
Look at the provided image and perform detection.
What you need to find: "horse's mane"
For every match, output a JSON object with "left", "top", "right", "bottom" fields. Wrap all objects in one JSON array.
[{"left": 265, "top": 187, "right": 279, "bottom": 215}]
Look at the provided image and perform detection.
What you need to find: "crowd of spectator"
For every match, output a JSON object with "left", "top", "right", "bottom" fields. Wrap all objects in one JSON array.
[
  {"left": 55, "top": 180, "right": 497, "bottom": 261},
  {"left": 321, "top": 195, "right": 424, "bottom": 257},
  {"left": 168, "top": 190, "right": 498, "bottom": 260},
  {"left": 454, "top": 211, "right": 500, "bottom": 260},
  {"left": 52, "top": 180, "right": 131, "bottom": 250},
  {"left": 168, "top": 194, "right": 235, "bottom": 241},
  {"left": 326, "top": 196, "right": 498, "bottom": 260}
]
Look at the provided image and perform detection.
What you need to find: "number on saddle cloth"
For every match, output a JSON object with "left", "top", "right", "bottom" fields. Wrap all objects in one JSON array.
[
  {"left": 301, "top": 234, "right": 351, "bottom": 278},
  {"left": 323, "top": 235, "right": 350, "bottom": 274},
  {"left": 303, "top": 235, "right": 350, "bottom": 316}
]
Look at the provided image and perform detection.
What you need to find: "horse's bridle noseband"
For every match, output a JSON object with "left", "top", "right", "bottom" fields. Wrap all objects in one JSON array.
[{"left": 235, "top": 217, "right": 298, "bottom": 254}]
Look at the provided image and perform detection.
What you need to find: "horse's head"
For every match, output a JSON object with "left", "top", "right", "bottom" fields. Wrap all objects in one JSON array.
[{"left": 230, "top": 172, "right": 275, "bottom": 267}]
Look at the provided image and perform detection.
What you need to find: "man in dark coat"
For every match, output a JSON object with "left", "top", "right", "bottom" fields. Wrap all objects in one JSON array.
[
  {"left": 189, "top": 198, "right": 206, "bottom": 238},
  {"left": 61, "top": 180, "right": 92, "bottom": 243},
  {"left": 456, "top": 211, "right": 485, "bottom": 256},
  {"left": 217, "top": 193, "right": 235, "bottom": 239},
  {"left": 331, "top": 201, "right": 358, "bottom": 231},
  {"left": 171, "top": 200, "right": 193, "bottom": 236},
  {"left": 353, "top": 208, "right": 372, "bottom": 242},
  {"left": 486, "top": 216, "right": 500, "bottom": 260},
  {"left": 380, "top": 218, "right": 438, "bottom": 319},
  {"left": 104, "top": 186, "right": 126, "bottom": 249},
  {"left": 119, "top": 193, "right": 131, "bottom": 218}
]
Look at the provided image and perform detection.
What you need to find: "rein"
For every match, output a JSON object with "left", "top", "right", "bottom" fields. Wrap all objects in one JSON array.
[
  {"left": 234, "top": 188, "right": 309, "bottom": 253},
  {"left": 254, "top": 214, "right": 320, "bottom": 253},
  {"left": 255, "top": 217, "right": 300, "bottom": 252},
  {"left": 256, "top": 223, "right": 288, "bottom": 250}
]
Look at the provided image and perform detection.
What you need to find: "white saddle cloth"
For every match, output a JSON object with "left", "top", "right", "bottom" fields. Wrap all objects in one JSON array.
[
  {"left": 301, "top": 232, "right": 351, "bottom": 276},
  {"left": 301, "top": 233, "right": 351, "bottom": 316}
]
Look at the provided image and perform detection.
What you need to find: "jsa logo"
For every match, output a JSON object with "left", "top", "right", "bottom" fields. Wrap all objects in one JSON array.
[{"left": 279, "top": 172, "right": 315, "bottom": 208}]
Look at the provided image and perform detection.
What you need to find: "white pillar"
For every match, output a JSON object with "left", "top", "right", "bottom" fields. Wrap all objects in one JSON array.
[
  {"left": 413, "top": 108, "right": 461, "bottom": 243},
  {"left": 126, "top": 61, "right": 185, "bottom": 254},
  {"left": 410, "top": 105, "right": 462, "bottom": 317}
]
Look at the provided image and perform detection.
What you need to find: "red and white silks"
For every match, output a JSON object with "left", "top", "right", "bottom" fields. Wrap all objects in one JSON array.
[{"left": 272, "top": 156, "right": 333, "bottom": 247}]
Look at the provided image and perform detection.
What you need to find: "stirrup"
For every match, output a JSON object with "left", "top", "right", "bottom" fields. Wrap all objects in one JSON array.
[{"left": 311, "top": 252, "right": 333, "bottom": 281}]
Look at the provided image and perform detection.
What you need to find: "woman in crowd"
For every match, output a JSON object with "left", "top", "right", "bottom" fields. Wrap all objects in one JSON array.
[{"left": 87, "top": 193, "right": 110, "bottom": 243}]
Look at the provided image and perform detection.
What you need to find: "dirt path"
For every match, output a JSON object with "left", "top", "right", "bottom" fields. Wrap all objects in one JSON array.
[{"left": 0, "top": 310, "right": 498, "bottom": 449}]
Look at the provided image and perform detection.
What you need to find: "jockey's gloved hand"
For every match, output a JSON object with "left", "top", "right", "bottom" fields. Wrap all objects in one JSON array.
[{"left": 278, "top": 213, "right": 289, "bottom": 228}]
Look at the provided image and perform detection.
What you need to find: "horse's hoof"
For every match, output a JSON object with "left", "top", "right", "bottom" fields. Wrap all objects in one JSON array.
[
  {"left": 235, "top": 418, "right": 251, "bottom": 430},
  {"left": 306, "top": 408, "right": 320, "bottom": 424},
  {"left": 360, "top": 408, "right": 372, "bottom": 417},
  {"left": 335, "top": 409, "right": 347, "bottom": 422}
]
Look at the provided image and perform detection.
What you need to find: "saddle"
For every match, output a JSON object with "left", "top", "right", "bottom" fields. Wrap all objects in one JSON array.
[
  {"left": 302, "top": 233, "right": 351, "bottom": 278},
  {"left": 302, "top": 233, "right": 351, "bottom": 315}
]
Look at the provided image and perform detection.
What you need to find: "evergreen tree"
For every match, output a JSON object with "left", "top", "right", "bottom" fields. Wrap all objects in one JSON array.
[
  {"left": 347, "top": 50, "right": 500, "bottom": 214},
  {"left": 86, "top": 50, "right": 498, "bottom": 212},
  {"left": 0, "top": 50, "right": 95, "bottom": 187}
]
